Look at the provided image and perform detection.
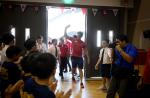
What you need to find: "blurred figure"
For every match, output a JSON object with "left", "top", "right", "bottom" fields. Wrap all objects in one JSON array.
[
  {"left": 64, "top": 38, "right": 72, "bottom": 72},
  {"left": 64, "top": 25, "right": 90, "bottom": 88},
  {"left": 36, "top": 35, "right": 47, "bottom": 53},
  {"left": 95, "top": 39, "right": 112, "bottom": 91},
  {"left": 24, "top": 38, "right": 38, "bottom": 56},
  {"left": 137, "top": 48, "right": 150, "bottom": 98},
  {"left": 107, "top": 34, "right": 137, "bottom": 98},
  {"left": 1, "top": 33, "right": 15, "bottom": 63},
  {"left": 1, "top": 46, "right": 22, "bottom": 98},
  {"left": 23, "top": 53, "right": 72, "bottom": 98},
  {"left": 48, "top": 39, "right": 60, "bottom": 59},
  {"left": 58, "top": 37, "right": 69, "bottom": 79}
]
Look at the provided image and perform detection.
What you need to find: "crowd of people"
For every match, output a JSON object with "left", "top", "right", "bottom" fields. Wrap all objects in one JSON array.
[{"left": 0, "top": 25, "right": 150, "bottom": 98}]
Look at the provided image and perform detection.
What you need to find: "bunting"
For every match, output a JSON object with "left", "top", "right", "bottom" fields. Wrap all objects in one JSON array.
[
  {"left": 81, "top": 8, "right": 87, "bottom": 15},
  {"left": 20, "top": 4, "right": 26, "bottom": 12},
  {"left": 112, "top": 9, "right": 118, "bottom": 16},
  {"left": 60, "top": 7, "right": 64, "bottom": 13},
  {"left": 102, "top": 9, "right": 107, "bottom": 15},
  {"left": 92, "top": 8, "right": 98, "bottom": 16}
]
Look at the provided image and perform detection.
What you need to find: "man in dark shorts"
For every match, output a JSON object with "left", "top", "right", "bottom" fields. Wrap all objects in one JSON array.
[
  {"left": 95, "top": 39, "right": 112, "bottom": 91},
  {"left": 64, "top": 25, "right": 89, "bottom": 88}
]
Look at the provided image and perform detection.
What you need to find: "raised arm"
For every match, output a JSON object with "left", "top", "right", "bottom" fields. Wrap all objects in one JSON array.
[{"left": 64, "top": 24, "right": 70, "bottom": 39}]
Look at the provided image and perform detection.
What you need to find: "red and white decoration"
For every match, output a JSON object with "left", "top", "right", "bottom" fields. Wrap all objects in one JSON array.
[
  {"left": 81, "top": 8, "right": 87, "bottom": 15},
  {"left": 92, "top": 8, "right": 98, "bottom": 16},
  {"left": 60, "top": 7, "right": 64, "bottom": 13},
  {"left": 112, "top": 9, "right": 118, "bottom": 16},
  {"left": 20, "top": 4, "right": 27, "bottom": 12},
  {"left": 34, "top": 6, "right": 39, "bottom": 12}
]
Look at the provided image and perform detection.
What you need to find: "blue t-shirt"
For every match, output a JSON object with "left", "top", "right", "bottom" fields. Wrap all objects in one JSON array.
[
  {"left": 115, "top": 43, "right": 137, "bottom": 69},
  {"left": 24, "top": 78, "right": 56, "bottom": 98}
]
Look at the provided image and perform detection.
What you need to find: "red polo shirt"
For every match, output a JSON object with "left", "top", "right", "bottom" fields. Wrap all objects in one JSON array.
[
  {"left": 66, "top": 40, "right": 72, "bottom": 55},
  {"left": 70, "top": 38, "right": 86, "bottom": 57},
  {"left": 143, "top": 48, "right": 150, "bottom": 84},
  {"left": 58, "top": 43, "right": 68, "bottom": 57}
]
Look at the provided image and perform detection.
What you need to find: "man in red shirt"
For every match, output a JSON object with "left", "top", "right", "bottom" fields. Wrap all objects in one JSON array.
[
  {"left": 138, "top": 48, "right": 150, "bottom": 98},
  {"left": 64, "top": 25, "right": 89, "bottom": 88},
  {"left": 58, "top": 37, "right": 69, "bottom": 79},
  {"left": 64, "top": 38, "right": 72, "bottom": 72}
]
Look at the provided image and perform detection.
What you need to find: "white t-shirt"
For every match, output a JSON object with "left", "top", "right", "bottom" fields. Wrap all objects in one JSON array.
[
  {"left": 37, "top": 43, "right": 47, "bottom": 53},
  {"left": 99, "top": 47, "right": 112, "bottom": 64},
  {"left": 1, "top": 45, "right": 9, "bottom": 63}
]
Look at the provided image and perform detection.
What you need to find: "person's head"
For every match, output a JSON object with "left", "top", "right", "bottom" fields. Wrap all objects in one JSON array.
[
  {"left": 52, "top": 39, "right": 57, "bottom": 46},
  {"left": 101, "top": 39, "right": 109, "bottom": 48},
  {"left": 31, "top": 53, "right": 57, "bottom": 80},
  {"left": 2, "top": 33, "right": 14, "bottom": 46},
  {"left": 24, "top": 38, "right": 37, "bottom": 52},
  {"left": 116, "top": 34, "right": 128, "bottom": 48},
  {"left": 77, "top": 31, "right": 83, "bottom": 39},
  {"left": 20, "top": 51, "right": 40, "bottom": 74},
  {"left": 37, "top": 35, "right": 43, "bottom": 44},
  {"left": 59, "top": 37, "right": 64, "bottom": 44},
  {"left": 6, "top": 46, "right": 22, "bottom": 62}
]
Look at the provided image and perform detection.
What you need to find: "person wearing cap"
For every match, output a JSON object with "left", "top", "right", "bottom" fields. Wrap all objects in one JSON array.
[{"left": 106, "top": 34, "right": 137, "bottom": 98}]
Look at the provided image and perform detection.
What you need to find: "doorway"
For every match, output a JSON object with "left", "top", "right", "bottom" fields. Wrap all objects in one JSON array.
[
  {"left": 47, "top": 6, "right": 87, "bottom": 79},
  {"left": 47, "top": 6, "right": 86, "bottom": 41}
]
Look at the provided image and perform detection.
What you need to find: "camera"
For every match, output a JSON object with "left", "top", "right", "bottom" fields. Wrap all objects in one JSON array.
[{"left": 109, "top": 41, "right": 118, "bottom": 48}]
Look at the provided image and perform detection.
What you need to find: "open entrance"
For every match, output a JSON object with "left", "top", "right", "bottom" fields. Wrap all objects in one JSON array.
[
  {"left": 47, "top": 6, "right": 86, "bottom": 79},
  {"left": 47, "top": 6, "right": 86, "bottom": 41}
]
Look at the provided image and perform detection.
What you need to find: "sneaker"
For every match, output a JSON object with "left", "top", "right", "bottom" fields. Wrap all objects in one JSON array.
[{"left": 80, "top": 82, "right": 84, "bottom": 88}]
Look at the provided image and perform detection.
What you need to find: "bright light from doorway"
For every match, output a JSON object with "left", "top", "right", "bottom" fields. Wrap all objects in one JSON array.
[
  {"left": 25, "top": 28, "right": 30, "bottom": 40},
  {"left": 11, "top": 28, "right": 16, "bottom": 37},
  {"left": 47, "top": 7, "right": 85, "bottom": 41},
  {"left": 97, "top": 30, "right": 102, "bottom": 47},
  {"left": 109, "top": 30, "right": 113, "bottom": 43}
]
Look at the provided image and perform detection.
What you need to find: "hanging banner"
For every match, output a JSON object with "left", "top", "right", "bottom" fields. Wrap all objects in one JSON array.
[
  {"left": 60, "top": 6, "right": 64, "bottom": 13},
  {"left": 113, "top": 9, "right": 118, "bottom": 16},
  {"left": 92, "top": 8, "right": 98, "bottom": 16},
  {"left": 20, "top": 4, "right": 26, "bottom": 12},
  {"left": 81, "top": 8, "right": 87, "bottom": 15},
  {"left": 102, "top": 9, "right": 108, "bottom": 15}
]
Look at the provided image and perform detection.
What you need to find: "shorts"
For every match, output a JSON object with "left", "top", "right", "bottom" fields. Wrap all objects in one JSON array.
[
  {"left": 100, "top": 64, "right": 111, "bottom": 78},
  {"left": 71, "top": 56, "right": 83, "bottom": 69}
]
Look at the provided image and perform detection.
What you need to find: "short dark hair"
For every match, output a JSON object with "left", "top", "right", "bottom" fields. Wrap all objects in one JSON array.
[
  {"left": 24, "top": 38, "right": 36, "bottom": 50},
  {"left": 6, "top": 46, "right": 22, "bottom": 59},
  {"left": 37, "top": 35, "right": 43, "bottom": 39},
  {"left": 2, "top": 33, "right": 14, "bottom": 45},
  {"left": 103, "top": 39, "right": 109, "bottom": 44},
  {"left": 116, "top": 34, "right": 128, "bottom": 42},
  {"left": 77, "top": 31, "right": 83, "bottom": 37},
  {"left": 52, "top": 39, "right": 57, "bottom": 43},
  {"left": 31, "top": 53, "right": 57, "bottom": 79},
  {"left": 21, "top": 51, "right": 40, "bottom": 73}
]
